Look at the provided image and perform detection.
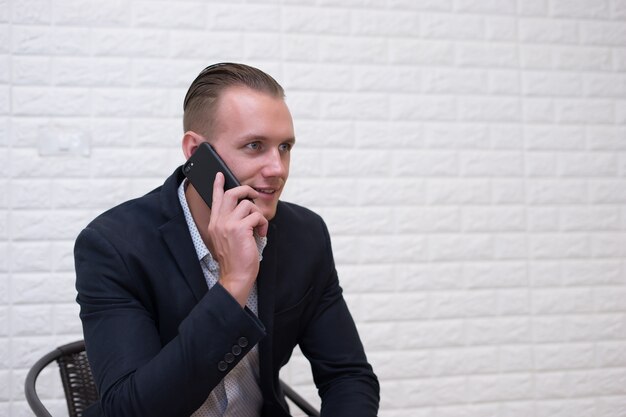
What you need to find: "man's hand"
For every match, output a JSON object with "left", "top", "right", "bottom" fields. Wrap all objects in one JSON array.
[{"left": 207, "top": 172, "right": 269, "bottom": 307}]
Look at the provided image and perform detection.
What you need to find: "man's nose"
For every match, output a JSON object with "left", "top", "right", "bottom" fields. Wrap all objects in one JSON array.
[{"left": 263, "top": 149, "right": 287, "bottom": 177}]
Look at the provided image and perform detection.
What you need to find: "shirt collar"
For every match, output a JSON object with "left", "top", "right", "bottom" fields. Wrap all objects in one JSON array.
[{"left": 178, "top": 179, "right": 210, "bottom": 262}]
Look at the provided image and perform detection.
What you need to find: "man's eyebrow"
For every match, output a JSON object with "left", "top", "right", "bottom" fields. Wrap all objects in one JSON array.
[{"left": 238, "top": 135, "right": 296, "bottom": 144}]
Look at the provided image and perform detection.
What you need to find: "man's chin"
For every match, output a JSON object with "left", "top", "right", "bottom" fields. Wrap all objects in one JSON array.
[
  {"left": 263, "top": 209, "right": 277, "bottom": 221},
  {"left": 259, "top": 203, "right": 278, "bottom": 221}
]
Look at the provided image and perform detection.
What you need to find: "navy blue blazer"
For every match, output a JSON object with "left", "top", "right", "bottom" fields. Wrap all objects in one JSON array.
[{"left": 74, "top": 167, "right": 379, "bottom": 417}]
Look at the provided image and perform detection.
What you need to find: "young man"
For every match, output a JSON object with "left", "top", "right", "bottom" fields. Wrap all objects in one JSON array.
[{"left": 74, "top": 63, "right": 379, "bottom": 417}]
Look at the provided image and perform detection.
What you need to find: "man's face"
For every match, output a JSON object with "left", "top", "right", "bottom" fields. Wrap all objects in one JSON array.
[{"left": 208, "top": 86, "right": 295, "bottom": 221}]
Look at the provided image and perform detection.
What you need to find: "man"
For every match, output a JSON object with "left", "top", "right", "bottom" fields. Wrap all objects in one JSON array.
[{"left": 74, "top": 63, "right": 379, "bottom": 417}]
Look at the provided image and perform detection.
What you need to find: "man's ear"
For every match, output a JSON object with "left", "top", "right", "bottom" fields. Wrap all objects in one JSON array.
[{"left": 182, "top": 131, "right": 204, "bottom": 160}]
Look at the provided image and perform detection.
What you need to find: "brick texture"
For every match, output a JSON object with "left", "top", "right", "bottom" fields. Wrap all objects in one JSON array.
[{"left": 2, "top": 1, "right": 626, "bottom": 416}]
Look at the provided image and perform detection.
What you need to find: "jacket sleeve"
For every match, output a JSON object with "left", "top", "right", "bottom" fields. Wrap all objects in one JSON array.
[
  {"left": 75, "top": 226, "right": 266, "bottom": 417},
  {"left": 298, "top": 219, "right": 380, "bottom": 417}
]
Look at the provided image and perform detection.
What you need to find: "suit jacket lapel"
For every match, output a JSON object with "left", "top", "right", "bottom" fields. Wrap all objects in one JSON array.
[
  {"left": 258, "top": 222, "right": 278, "bottom": 397},
  {"left": 160, "top": 217, "right": 208, "bottom": 302},
  {"left": 158, "top": 168, "right": 208, "bottom": 302}
]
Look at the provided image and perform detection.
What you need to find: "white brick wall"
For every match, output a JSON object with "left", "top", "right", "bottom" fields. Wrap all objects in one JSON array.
[{"left": 1, "top": 0, "right": 626, "bottom": 416}]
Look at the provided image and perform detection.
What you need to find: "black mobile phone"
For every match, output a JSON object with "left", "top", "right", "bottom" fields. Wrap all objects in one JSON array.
[{"left": 182, "top": 142, "right": 241, "bottom": 208}]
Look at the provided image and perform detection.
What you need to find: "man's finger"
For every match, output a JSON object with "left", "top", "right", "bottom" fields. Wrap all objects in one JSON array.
[
  {"left": 240, "top": 212, "right": 269, "bottom": 238},
  {"left": 221, "top": 186, "right": 260, "bottom": 211},
  {"left": 211, "top": 172, "right": 225, "bottom": 211}
]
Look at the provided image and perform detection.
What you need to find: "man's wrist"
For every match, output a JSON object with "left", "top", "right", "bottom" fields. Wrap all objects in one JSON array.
[{"left": 218, "top": 276, "right": 254, "bottom": 308}]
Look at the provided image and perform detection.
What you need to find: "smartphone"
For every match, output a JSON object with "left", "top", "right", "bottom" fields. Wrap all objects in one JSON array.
[{"left": 182, "top": 142, "right": 241, "bottom": 208}]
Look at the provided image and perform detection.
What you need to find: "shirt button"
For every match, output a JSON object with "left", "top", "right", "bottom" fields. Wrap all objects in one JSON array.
[
  {"left": 224, "top": 352, "right": 235, "bottom": 363},
  {"left": 207, "top": 259, "right": 219, "bottom": 272},
  {"left": 232, "top": 345, "right": 242, "bottom": 356},
  {"left": 218, "top": 361, "right": 228, "bottom": 372},
  {"left": 238, "top": 337, "right": 249, "bottom": 348}
]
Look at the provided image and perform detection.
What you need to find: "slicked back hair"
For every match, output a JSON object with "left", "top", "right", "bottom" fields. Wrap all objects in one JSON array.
[{"left": 182, "top": 63, "right": 285, "bottom": 138}]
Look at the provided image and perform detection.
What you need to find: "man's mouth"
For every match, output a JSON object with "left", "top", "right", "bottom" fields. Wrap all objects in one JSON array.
[{"left": 254, "top": 188, "right": 277, "bottom": 195}]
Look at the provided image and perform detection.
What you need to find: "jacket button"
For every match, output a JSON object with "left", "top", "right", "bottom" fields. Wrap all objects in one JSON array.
[
  {"left": 232, "top": 345, "right": 242, "bottom": 356},
  {"left": 224, "top": 352, "right": 235, "bottom": 363},
  {"left": 218, "top": 361, "right": 228, "bottom": 372},
  {"left": 238, "top": 337, "right": 248, "bottom": 348}
]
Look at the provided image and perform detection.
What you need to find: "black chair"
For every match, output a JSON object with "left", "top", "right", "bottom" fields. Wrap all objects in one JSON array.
[{"left": 25, "top": 340, "right": 320, "bottom": 417}]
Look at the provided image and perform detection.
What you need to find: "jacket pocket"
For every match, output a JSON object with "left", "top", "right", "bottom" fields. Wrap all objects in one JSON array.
[{"left": 274, "top": 285, "right": 313, "bottom": 317}]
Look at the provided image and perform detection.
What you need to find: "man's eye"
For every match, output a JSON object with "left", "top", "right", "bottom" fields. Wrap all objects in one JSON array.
[
  {"left": 279, "top": 143, "right": 292, "bottom": 152},
  {"left": 246, "top": 142, "right": 260, "bottom": 150}
]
